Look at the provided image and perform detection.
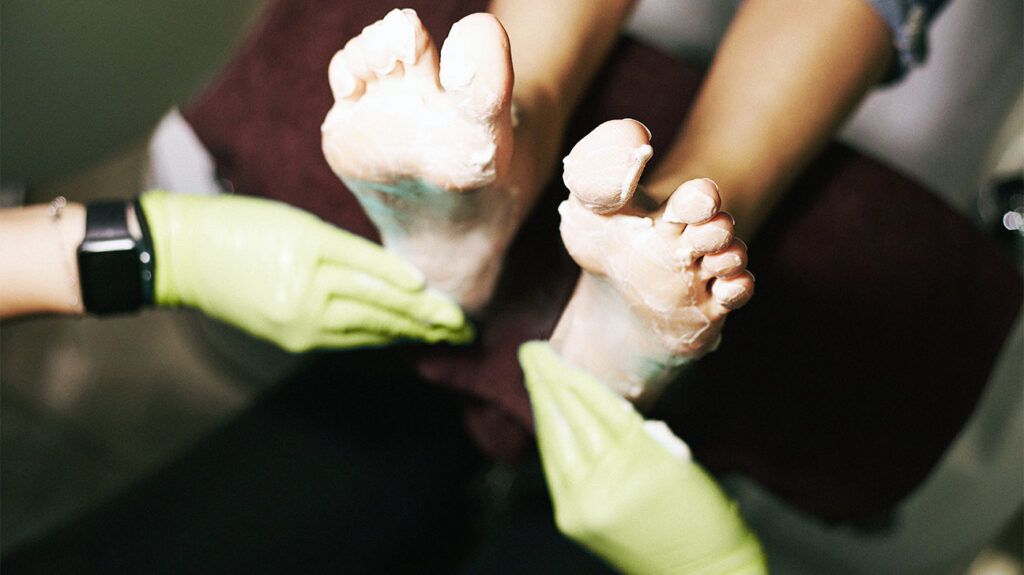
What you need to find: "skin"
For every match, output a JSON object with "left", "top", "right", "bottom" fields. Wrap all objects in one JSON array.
[
  {"left": 0, "top": 202, "right": 88, "bottom": 318},
  {"left": 322, "top": 10, "right": 520, "bottom": 313},
  {"left": 0, "top": 198, "right": 473, "bottom": 352},
  {"left": 493, "top": 0, "right": 894, "bottom": 237},
  {"left": 321, "top": 0, "right": 892, "bottom": 396},
  {"left": 489, "top": 0, "right": 638, "bottom": 206},
  {"left": 491, "top": 0, "right": 893, "bottom": 396},
  {"left": 619, "top": 0, "right": 894, "bottom": 238},
  {"left": 321, "top": 4, "right": 637, "bottom": 314},
  {"left": 552, "top": 120, "right": 754, "bottom": 404},
  {"left": 494, "top": 0, "right": 894, "bottom": 238}
]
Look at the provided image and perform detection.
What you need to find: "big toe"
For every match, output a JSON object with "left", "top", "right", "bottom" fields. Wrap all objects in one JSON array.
[
  {"left": 562, "top": 119, "right": 653, "bottom": 215},
  {"left": 440, "top": 13, "right": 513, "bottom": 120}
]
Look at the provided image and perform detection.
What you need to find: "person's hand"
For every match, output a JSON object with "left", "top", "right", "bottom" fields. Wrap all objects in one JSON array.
[
  {"left": 139, "top": 191, "right": 473, "bottom": 352},
  {"left": 519, "top": 341, "right": 767, "bottom": 575}
]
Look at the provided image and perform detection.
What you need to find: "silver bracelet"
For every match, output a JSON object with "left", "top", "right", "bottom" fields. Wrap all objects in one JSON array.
[{"left": 49, "top": 196, "right": 81, "bottom": 308}]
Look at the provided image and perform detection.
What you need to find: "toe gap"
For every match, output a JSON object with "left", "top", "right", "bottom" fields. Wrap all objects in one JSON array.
[{"left": 705, "top": 275, "right": 716, "bottom": 294}]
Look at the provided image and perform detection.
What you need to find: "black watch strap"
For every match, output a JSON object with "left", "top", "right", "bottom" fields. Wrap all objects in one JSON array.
[{"left": 77, "top": 201, "right": 145, "bottom": 314}]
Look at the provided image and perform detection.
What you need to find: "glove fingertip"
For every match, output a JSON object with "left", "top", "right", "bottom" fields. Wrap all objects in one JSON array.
[
  {"left": 452, "top": 322, "right": 476, "bottom": 344},
  {"left": 518, "top": 340, "right": 551, "bottom": 365},
  {"left": 398, "top": 267, "right": 427, "bottom": 291},
  {"left": 379, "top": 255, "right": 426, "bottom": 290},
  {"left": 518, "top": 341, "right": 556, "bottom": 391},
  {"left": 425, "top": 324, "right": 475, "bottom": 345},
  {"left": 422, "top": 289, "right": 468, "bottom": 328}
]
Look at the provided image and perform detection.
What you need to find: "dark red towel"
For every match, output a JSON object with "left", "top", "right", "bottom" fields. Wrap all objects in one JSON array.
[{"left": 183, "top": 0, "right": 1022, "bottom": 522}]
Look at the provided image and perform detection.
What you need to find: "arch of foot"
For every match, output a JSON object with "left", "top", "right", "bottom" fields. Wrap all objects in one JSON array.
[{"left": 552, "top": 119, "right": 754, "bottom": 405}]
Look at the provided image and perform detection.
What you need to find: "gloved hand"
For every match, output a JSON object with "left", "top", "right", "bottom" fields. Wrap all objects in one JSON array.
[
  {"left": 139, "top": 191, "right": 473, "bottom": 352},
  {"left": 519, "top": 341, "right": 767, "bottom": 575}
]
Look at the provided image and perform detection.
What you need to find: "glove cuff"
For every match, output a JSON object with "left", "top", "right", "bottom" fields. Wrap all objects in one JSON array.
[
  {"left": 133, "top": 197, "right": 157, "bottom": 305},
  {"left": 138, "top": 189, "right": 192, "bottom": 308}
]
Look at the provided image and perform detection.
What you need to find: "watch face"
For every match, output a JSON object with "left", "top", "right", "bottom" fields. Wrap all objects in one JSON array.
[{"left": 78, "top": 241, "right": 142, "bottom": 313}]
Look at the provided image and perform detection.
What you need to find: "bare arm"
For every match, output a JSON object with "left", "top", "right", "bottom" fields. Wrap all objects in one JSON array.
[
  {"left": 644, "top": 0, "right": 894, "bottom": 237},
  {"left": 0, "top": 201, "right": 86, "bottom": 319}
]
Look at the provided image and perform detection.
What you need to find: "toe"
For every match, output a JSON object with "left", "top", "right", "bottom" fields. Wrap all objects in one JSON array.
[
  {"left": 663, "top": 178, "right": 721, "bottom": 224},
  {"left": 439, "top": 13, "right": 513, "bottom": 119},
  {"left": 701, "top": 239, "right": 748, "bottom": 278},
  {"left": 562, "top": 119, "right": 654, "bottom": 215},
  {"left": 680, "top": 212, "right": 734, "bottom": 257},
  {"left": 328, "top": 49, "right": 365, "bottom": 100},
  {"left": 710, "top": 271, "right": 755, "bottom": 311},
  {"left": 342, "top": 36, "right": 374, "bottom": 81},
  {"left": 397, "top": 9, "right": 441, "bottom": 83},
  {"left": 360, "top": 8, "right": 428, "bottom": 76}
]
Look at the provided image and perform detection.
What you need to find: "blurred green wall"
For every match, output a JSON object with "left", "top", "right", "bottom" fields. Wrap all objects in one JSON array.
[{"left": 1, "top": 0, "right": 266, "bottom": 186}]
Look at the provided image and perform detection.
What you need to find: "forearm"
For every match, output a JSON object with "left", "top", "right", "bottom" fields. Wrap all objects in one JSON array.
[
  {"left": 645, "top": 0, "right": 893, "bottom": 238},
  {"left": 0, "top": 200, "right": 86, "bottom": 318}
]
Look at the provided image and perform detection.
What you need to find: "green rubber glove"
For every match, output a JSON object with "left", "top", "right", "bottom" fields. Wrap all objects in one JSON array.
[
  {"left": 139, "top": 190, "right": 473, "bottom": 352},
  {"left": 519, "top": 341, "right": 767, "bottom": 575}
]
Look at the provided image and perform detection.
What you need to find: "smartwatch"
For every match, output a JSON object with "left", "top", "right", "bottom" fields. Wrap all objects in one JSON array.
[{"left": 76, "top": 200, "right": 155, "bottom": 314}]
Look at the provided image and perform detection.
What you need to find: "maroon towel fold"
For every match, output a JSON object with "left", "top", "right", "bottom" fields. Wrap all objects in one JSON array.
[{"left": 184, "top": 0, "right": 1022, "bottom": 522}]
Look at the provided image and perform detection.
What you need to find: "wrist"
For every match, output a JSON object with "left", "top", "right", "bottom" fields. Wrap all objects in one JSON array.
[
  {"left": 53, "top": 201, "right": 87, "bottom": 315},
  {"left": 0, "top": 201, "right": 85, "bottom": 318},
  {"left": 48, "top": 201, "right": 86, "bottom": 315},
  {"left": 76, "top": 199, "right": 154, "bottom": 314}
]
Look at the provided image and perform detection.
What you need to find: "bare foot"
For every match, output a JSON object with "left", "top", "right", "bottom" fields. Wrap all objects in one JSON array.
[
  {"left": 551, "top": 119, "right": 755, "bottom": 406},
  {"left": 321, "top": 9, "right": 520, "bottom": 314}
]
